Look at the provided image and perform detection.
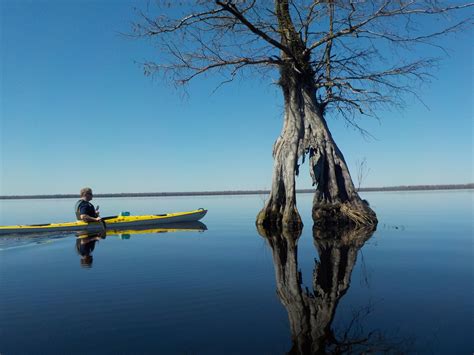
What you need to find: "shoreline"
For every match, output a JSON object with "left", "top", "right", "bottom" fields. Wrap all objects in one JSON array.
[{"left": 1, "top": 183, "right": 472, "bottom": 200}]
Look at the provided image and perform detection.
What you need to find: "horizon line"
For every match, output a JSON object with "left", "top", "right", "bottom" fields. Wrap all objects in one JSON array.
[{"left": 0, "top": 183, "right": 472, "bottom": 200}]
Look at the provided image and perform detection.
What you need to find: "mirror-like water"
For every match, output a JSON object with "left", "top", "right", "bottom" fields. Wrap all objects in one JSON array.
[{"left": 0, "top": 190, "right": 472, "bottom": 354}]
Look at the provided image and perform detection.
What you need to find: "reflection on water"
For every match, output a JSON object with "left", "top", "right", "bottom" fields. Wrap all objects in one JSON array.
[
  {"left": 0, "top": 192, "right": 471, "bottom": 353},
  {"left": 0, "top": 221, "right": 208, "bottom": 252},
  {"left": 73, "top": 221, "right": 207, "bottom": 268},
  {"left": 105, "top": 221, "right": 208, "bottom": 237},
  {"left": 75, "top": 231, "right": 106, "bottom": 268},
  {"left": 259, "top": 224, "right": 407, "bottom": 354}
]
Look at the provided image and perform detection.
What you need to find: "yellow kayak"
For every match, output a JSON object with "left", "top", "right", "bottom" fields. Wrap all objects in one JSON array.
[{"left": 0, "top": 208, "right": 207, "bottom": 235}]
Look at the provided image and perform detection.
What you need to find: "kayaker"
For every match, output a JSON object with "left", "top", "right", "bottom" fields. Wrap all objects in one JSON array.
[{"left": 75, "top": 187, "right": 101, "bottom": 222}]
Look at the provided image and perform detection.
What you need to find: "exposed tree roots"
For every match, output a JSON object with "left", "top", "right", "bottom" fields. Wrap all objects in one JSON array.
[
  {"left": 312, "top": 202, "right": 378, "bottom": 229},
  {"left": 256, "top": 204, "right": 303, "bottom": 231},
  {"left": 257, "top": 200, "right": 378, "bottom": 231}
]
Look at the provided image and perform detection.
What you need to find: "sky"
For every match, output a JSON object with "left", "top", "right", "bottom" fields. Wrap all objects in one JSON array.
[{"left": 1, "top": 0, "right": 473, "bottom": 196}]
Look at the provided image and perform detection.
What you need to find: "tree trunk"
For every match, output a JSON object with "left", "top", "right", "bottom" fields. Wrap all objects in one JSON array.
[
  {"left": 301, "top": 89, "right": 378, "bottom": 228},
  {"left": 256, "top": 67, "right": 305, "bottom": 229},
  {"left": 257, "top": 68, "right": 377, "bottom": 229},
  {"left": 257, "top": 0, "right": 376, "bottom": 229}
]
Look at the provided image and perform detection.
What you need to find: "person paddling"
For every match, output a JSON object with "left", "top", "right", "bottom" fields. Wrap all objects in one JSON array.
[{"left": 75, "top": 187, "right": 101, "bottom": 222}]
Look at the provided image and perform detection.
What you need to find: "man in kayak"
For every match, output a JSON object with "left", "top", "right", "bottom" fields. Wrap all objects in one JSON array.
[{"left": 75, "top": 187, "right": 101, "bottom": 222}]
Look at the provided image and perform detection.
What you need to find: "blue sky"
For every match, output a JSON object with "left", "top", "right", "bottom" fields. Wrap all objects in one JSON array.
[{"left": 1, "top": 0, "right": 472, "bottom": 195}]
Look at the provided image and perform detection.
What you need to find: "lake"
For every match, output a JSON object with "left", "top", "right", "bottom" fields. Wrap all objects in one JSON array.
[{"left": 0, "top": 190, "right": 472, "bottom": 354}]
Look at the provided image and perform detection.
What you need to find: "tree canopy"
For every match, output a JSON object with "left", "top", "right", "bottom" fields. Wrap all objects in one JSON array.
[{"left": 134, "top": 1, "right": 472, "bottom": 130}]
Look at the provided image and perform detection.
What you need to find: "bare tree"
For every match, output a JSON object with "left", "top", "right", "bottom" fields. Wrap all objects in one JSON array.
[
  {"left": 133, "top": 1, "right": 472, "bottom": 228},
  {"left": 355, "top": 157, "right": 370, "bottom": 190}
]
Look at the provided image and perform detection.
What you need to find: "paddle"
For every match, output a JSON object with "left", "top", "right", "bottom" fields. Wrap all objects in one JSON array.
[
  {"left": 96, "top": 205, "right": 108, "bottom": 229},
  {"left": 95, "top": 205, "right": 119, "bottom": 221},
  {"left": 101, "top": 216, "right": 119, "bottom": 221}
]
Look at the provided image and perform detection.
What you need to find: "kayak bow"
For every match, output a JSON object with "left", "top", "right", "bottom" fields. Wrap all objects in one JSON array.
[{"left": 0, "top": 208, "right": 207, "bottom": 235}]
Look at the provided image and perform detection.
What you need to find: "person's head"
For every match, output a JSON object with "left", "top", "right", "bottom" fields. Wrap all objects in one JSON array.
[{"left": 80, "top": 187, "right": 93, "bottom": 201}]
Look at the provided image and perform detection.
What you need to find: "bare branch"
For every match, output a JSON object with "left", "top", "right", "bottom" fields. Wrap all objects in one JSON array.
[
  {"left": 305, "top": 1, "right": 474, "bottom": 53},
  {"left": 215, "top": 0, "right": 293, "bottom": 57},
  {"left": 133, "top": 0, "right": 472, "bottom": 128},
  {"left": 306, "top": 0, "right": 392, "bottom": 53}
]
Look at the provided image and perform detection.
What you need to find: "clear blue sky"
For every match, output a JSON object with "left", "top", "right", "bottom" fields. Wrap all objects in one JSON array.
[{"left": 1, "top": 0, "right": 472, "bottom": 195}]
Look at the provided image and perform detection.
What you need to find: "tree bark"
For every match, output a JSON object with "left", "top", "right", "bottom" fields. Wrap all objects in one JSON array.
[
  {"left": 257, "top": 0, "right": 377, "bottom": 229},
  {"left": 302, "top": 89, "right": 378, "bottom": 228},
  {"left": 257, "top": 69, "right": 377, "bottom": 229},
  {"left": 256, "top": 66, "right": 305, "bottom": 229}
]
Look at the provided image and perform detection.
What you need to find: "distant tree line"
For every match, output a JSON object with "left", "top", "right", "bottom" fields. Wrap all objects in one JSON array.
[
  {"left": 1, "top": 184, "right": 472, "bottom": 200},
  {"left": 356, "top": 184, "right": 474, "bottom": 192}
]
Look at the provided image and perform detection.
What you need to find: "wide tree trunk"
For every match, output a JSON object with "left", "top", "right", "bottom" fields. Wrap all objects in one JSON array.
[
  {"left": 256, "top": 67, "right": 305, "bottom": 228},
  {"left": 257, "top": 0, "right": 377, "bottom": 229},
  {"left": 302, "top": 89, "right": 378, "bottom": 228},
  {"left": 257, "top": 68, "right": 377, "bottom": 229}
]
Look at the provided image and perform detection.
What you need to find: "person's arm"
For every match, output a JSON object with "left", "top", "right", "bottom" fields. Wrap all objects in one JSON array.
[
  {"left": 77, "top": 202, "right": 101, "bottom": 222},
  {"left": 80, "top": 214, "right": 101, "bottom": 222}
]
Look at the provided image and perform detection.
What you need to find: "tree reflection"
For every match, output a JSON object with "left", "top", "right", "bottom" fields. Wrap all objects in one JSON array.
[{"left": 258, "top": 224, "right": 401, "bottom": 354}]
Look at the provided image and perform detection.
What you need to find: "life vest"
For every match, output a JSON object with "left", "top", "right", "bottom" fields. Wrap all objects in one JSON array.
[{"left": 75, "top": 199, "right": 96, "bottom": 220}]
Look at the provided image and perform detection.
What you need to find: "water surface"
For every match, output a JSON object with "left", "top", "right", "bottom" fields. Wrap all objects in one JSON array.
[{"left": 0, "top": 191, "right": 472, "bottom": 354}]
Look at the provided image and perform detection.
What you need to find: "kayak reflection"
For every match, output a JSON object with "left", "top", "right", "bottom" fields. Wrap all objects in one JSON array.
[
  {"left": 104, "top": 221, "right": 207, "bottom": 239},
  {"left": 258, "top": 224, "right": 403, "bottom": 354},
  {"left": 74, "top": 221, "right": 208, "bottom": 268}
]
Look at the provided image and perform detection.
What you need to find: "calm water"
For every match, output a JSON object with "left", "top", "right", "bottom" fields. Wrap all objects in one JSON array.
[{"left": 0, "top": 191, "right": 472, "bottom": 354}]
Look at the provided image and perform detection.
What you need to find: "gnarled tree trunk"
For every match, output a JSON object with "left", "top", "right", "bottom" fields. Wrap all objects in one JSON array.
[
  {"left": 302, "top": 89, "right": 377, "bottom": 228},
  {"left": 256, "top": 66, "right": 305, "bottom": 228},
  {"left": 257, "top": 68, "right": 377, "bottom": 229},
  {"left": 257, "top": 0, "right": 377, "bottom": 229}
]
